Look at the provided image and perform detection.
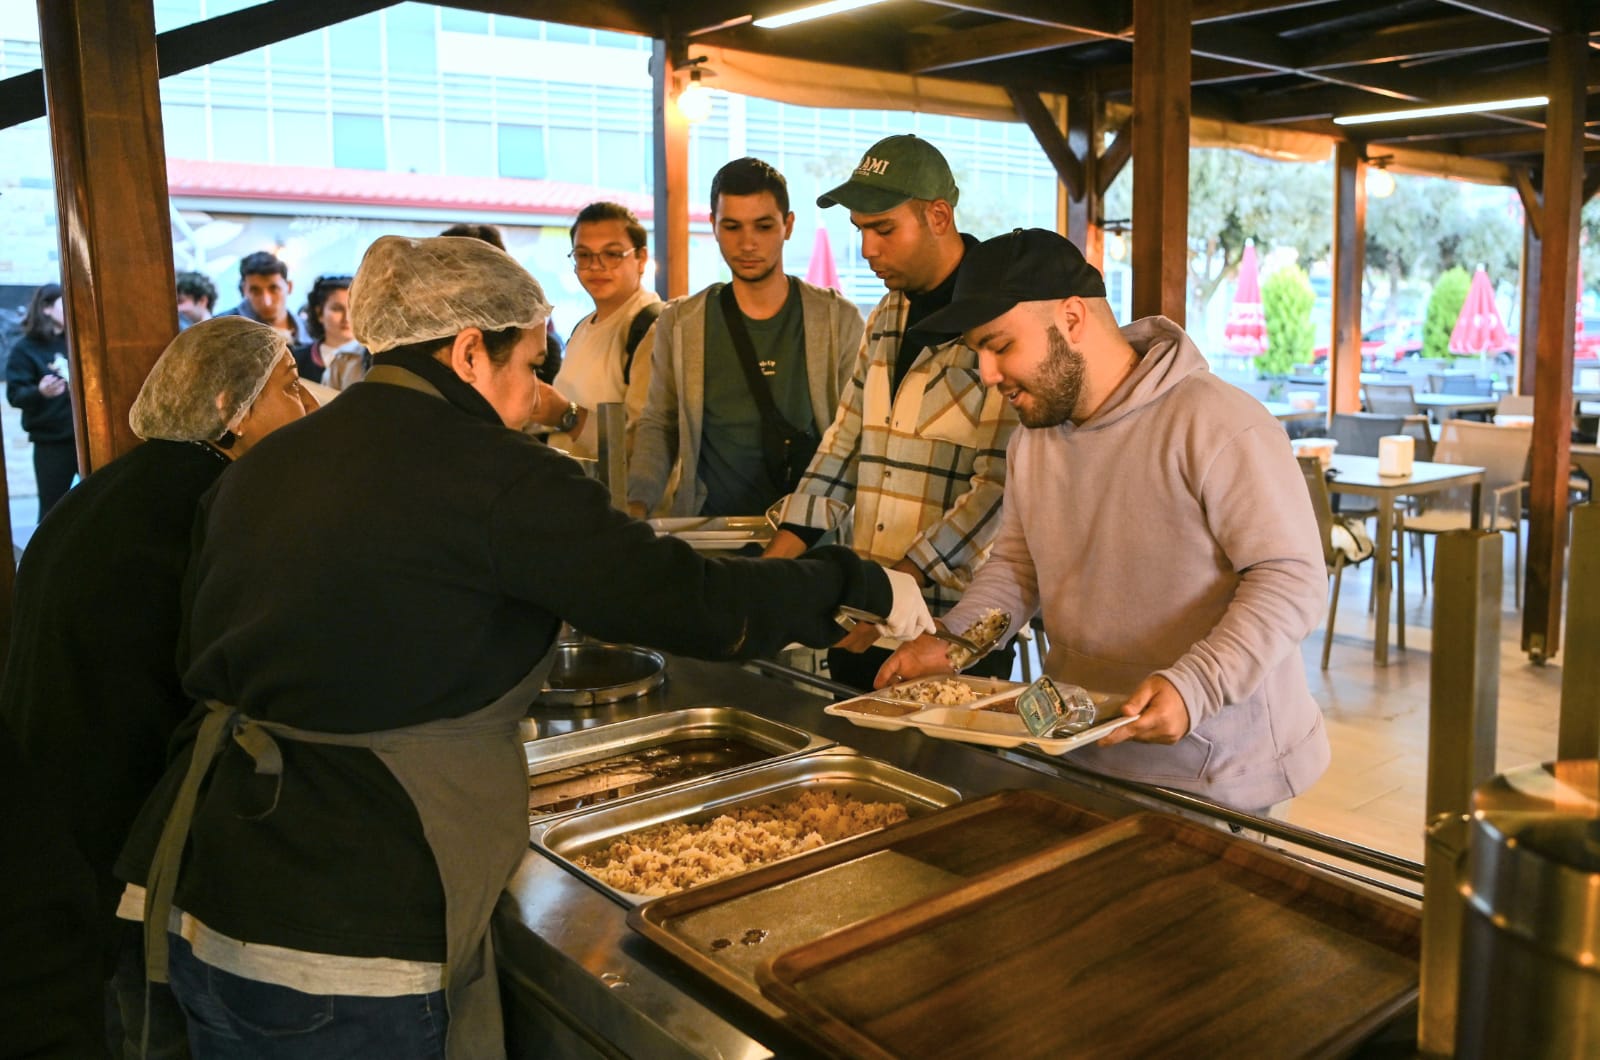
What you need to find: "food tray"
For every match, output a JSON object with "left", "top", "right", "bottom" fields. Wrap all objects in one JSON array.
[
  {"left": 529, "top": 748, "right": 961, "bottom": 907},
  {"left": 524, "top": 707, "right": 834, "bottom": 820},
  {"left": 648, "top": 515, "right": 775, "bottom": 551},
  {"left": 627, "top": 790, "right": 1110, "bottom": 1020},
  {"left": 827, "top": 681, "right": 1135, "bottom": 755},
  {"left": 758, "top": 813, "right": 1423, "bottom": 1060}
]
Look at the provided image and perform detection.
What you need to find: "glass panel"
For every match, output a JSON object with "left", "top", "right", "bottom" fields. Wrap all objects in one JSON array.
[
  {"left": 440, "top": 10, "right": 488, "bottom": 33},
  {"left": 547, "top": 127, "right": 593, "bottom": 184},
  {"left": 211, "top": 106, "right": 270, "bottom": 164},
  {"left": 274, "top": 111, "right": 331, "bottom": 168},
  {"left": 271, "top": 28, "right": 326, "bottom": 71},
  {"left": 329, "top": 12, "right": 383, "bottom": 72},
  {"left": 498, "top": 123, "right": 546, "bottom": 180},
  {"left": 152, "top": 0, "right": 203, "bottom": 34},
  {"left": 541, "top": 22, "right": 588, "bottom": 43},
  {"left": 597, "top": 130, "right": 647, "bottom": 194},
  {"left": 444, "top": 120, "right": 493, "bottom": 177},
  {"left": 332, "top": 113, "right": 386, "bottom": 170},
  {"left": 161, "top": 102, "right": 209, "bottom": 160},
  {"left": 387, "top": 19, "right": 437, "bottom": 76},
  {"left": 495, "top": 14, "right": 545, "bottom": 39},
  {"left": 390, "top": 117, "right": 440, "bottom": 174}
]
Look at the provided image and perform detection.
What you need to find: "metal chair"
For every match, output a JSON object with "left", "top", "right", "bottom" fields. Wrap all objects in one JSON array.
[
  {"left": 1364, "top": 382, "right": 1421, "bottom": 416},
  {"left": 1495, "top": 394, "right": 1533, "bottom": 418},
  {"left": 1406, "top": 420, "right": 1532, "bottom": 607},
  {"left": 1429, "top": 372, "right": 1495, "bottom": 397},
  {"left": 1299, "top": 455, "right": 1376, "bottom": 669}
]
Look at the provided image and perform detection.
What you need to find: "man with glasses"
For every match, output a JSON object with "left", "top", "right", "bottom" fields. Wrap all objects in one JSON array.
[
  {"left": 627, "top": 158, "right": 863, "bottom": 520},
  {"left": 528, "top": 201, "right": 661, "bottom": 459}
]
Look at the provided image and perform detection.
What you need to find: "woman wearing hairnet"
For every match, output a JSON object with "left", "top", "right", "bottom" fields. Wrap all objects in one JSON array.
[
  {"left": 119, "top": 235, "right": 930, "bottom": 1058},
  {"left": 0, "top": 316, "right": 314, "bottom": 1057}
]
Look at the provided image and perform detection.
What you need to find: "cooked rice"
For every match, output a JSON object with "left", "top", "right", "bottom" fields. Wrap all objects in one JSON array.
[
  {"left": 885, "top": 678, "right": 981, "bottom": 706},
  {"left": 947, "top": 608, "right": 1010, "bottom": 670},
  {"left": 572, "top": 790, "right": 909, "bottom": 896}
]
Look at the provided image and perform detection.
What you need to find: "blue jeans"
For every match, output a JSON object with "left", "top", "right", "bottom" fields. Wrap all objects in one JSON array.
[{"left": 167, "top": 934, "right": 448, "bottom": 1059}]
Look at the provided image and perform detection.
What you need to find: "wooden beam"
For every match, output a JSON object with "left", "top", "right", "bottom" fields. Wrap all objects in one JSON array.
[
  {"left": 39, "top": 0, "right": 177, "bottom": 472},
  {"left": 1328, "top": 142, "right": 1365, "bottom": 418},
  {"left": 1007, "top": 87, "right": 1084, "bottom": 199},
  {"left": 1523, "top": 25, "right": 1585, "bottom": 664},
  {"left": 906, "top": 22, "right": 1102, "bottom": 73},
  {"left": 1518, "top": 218, "right": 1540, "bottom": 396},
  {"left": 1514, "top": 166, "right": 1543, "bottom": 238},
  {"left": 1434, "top": 0, "right": 1564, "bottom": 33},
  {"left": 651, "top": 41, "right": 690, "bottom": 301},
  {"left": 1097, "top": 124, "right": 1132, "bottom": 198},
  {"left": 1130, "top": 0, "right": 1190, "bottom": 323},
  {"left": 1297, "top": 13, "right": 1543, "bottom": 70},
  {"left": 920, "top": 0, "right": 1129, "bottom": 33},
  {"left": 1065, "top": 89, "right": 1103, "bottom": 265}
]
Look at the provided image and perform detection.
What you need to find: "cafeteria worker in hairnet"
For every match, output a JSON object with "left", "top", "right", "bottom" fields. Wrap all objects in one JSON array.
[{"left": 117, "top": 235, "right": 933, "bottom": 1059}]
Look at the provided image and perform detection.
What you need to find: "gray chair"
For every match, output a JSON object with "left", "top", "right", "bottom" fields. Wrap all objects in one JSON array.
[
  {"left": 1495, "top": 394, "right": 1533, "bottom": 417},
  {"left": 1299, "top": 455, "right": 1376, "bottom": 669},
  {"left": 1407, "top": 420, "right": 1532, "bottom": 607},
  {"left": 1364, "top": 382, "right": 1420, "bottom": 416},
  {"left": 1430, "top": 372, "right": 1495, "bottom": 397}
]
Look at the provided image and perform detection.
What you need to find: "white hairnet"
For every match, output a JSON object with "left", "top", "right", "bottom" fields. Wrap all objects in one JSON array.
[
  {"left": 349, "top": 234, "right": 550, "bottom": 354},
  {"left": 128, "top": 317, "right": 288, "bottom": 442}
]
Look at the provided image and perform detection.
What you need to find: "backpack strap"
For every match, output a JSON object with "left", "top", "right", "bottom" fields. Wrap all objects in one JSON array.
[{"left": 621, "top": 302, "right": 662, "bottom": 386}]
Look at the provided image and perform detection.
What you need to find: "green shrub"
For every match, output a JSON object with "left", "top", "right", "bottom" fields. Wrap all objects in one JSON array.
[
  {"left": 1258, "top": 264, "right": 1314, "bottom": 376},
  {"left": 1423, "top": 266, "right": 1470, "bottom": 359}
]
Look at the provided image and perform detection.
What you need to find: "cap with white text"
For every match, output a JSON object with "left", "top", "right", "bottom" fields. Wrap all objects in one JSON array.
[{"left": 816, "top": 134, "right": 960, "bottom": 214}]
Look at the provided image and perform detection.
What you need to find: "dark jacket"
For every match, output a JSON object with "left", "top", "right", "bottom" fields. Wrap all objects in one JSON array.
[
  {"left": 121, "top": 350, "right": 889, "bottom": 961},
  {"left": 6, "top": 333, "right": 74, "bottom": 442},
  {"left": 0, "top": 440, "right": 229, "bottom": 962}
]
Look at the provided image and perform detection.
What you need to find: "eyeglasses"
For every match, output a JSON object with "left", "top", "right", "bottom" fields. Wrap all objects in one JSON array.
[{"left": 569, "top": 247, "right": 638, "bottom": 271}]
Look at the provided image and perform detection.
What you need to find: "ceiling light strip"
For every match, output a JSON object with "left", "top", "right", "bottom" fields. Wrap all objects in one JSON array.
[
  {"left": 1334, "top": 95, "right": 1549, "bottom": 126},
  {"left": 754, "top": 0, "right": 888, "bottom": 30}
]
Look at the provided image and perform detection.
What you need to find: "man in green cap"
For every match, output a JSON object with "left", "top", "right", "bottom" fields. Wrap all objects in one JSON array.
[{"left": 764, "top": 134, "right": 1020, "bottom": 689}]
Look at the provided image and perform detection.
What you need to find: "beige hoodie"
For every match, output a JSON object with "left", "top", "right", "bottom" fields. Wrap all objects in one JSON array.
[{"left": 945, "top": 317, "right": 1330, "bottom": 810}]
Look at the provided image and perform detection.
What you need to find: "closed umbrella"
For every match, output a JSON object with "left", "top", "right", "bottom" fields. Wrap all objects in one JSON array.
[
  {"left": 1449, "top": 266, "right": 1512, "bottom": 356},
  {"left": 1223, "top": 242, "right": 1266, "bottom": 356},
  {"left": 805, "top": 226, "right": 842, "bottom": 293}
]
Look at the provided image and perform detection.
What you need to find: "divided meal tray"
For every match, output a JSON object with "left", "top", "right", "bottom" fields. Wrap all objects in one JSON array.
[
  {"left": 524, "top": 707, "right": 832, "bottom": 820},
  {"left": 647, "top": 515, "right": 775, "bottom": 551},
  {"left": 757, "top": 812, "right": 1423, "bottom": 1060},
  {"left": 626, "top": 789, "right": 1110, "bottom": 1021},
  {"left": 825, "top": 675, "right": 1134, "bottom": 755},
  {"left": 528, "top": 747, "right": 961, "bottom": 907}
]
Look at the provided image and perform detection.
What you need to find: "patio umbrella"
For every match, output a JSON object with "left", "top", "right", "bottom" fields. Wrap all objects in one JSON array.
[
  {"left": 1223, "top": 241, "right": 1267, "bottom": 355},
  {"left": 805, "top": 226, "right": 842, "bottom": 292},
  {"left": 1449, "top": 265, "right": 1512, "bottom": 357}
]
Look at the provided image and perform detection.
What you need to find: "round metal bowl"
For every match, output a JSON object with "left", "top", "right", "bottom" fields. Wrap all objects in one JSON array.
[{"left": 536, "top": 642, "right": 667, "bottom": 707}]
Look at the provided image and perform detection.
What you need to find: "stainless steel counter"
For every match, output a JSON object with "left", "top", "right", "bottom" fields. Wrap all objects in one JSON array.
[{"left": 494, "top": 655, "right": 1416, "bottom": 1058}]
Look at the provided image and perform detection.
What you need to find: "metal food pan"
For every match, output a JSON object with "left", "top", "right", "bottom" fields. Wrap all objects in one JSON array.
[
  {"left": 648, "top": 515, "right": 775, "bottom": 551},
  {"left": 524, "top": 708, "right": 833, "bottom": 819},
  {"left": 529, "top": 748, "right": 962, "bottom": 907}
]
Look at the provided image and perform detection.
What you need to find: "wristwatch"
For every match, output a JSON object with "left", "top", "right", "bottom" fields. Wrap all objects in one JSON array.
[{"left": 557, "top": 400, "right": 579, "bottom": 433}]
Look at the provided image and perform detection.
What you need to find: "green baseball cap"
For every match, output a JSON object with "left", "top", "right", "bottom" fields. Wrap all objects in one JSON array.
[{"left": 816, "top": 134, "right": 961, "bottom": 213}]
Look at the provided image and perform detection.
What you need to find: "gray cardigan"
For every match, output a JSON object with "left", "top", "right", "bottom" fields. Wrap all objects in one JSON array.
[{"left": 628, "top": 279, "right": 864, "bottom": 516}]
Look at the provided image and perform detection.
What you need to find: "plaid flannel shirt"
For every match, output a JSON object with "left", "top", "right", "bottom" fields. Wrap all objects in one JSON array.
[{"left": 775, "top": 288, "right": 1018, "bottom": 615}]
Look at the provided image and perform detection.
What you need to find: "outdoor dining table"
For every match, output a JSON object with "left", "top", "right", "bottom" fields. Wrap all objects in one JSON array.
[
  {"left": 1326, "top": 453, "right": 1485, "bottom": 666},
  {"left": 1413, "top": 393, "right": 1500, "bottom": 421},
  {"left": 1263, "top": 401, "right": 1324, "bottom": 424}
]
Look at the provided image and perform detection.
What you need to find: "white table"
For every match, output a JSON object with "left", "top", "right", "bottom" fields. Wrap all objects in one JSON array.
[{"left": 1326, "top": 454, "right": 1485, "bottom": 665}]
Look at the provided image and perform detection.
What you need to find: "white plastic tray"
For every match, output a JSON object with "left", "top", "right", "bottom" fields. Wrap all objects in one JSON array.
[{"left": 825, "top": 679, "right": 1135, "bottom": 755}]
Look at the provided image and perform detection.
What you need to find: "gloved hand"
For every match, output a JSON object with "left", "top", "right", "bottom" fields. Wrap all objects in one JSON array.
[{"left": 877, "top": 569, "right": 935, "bottom": 641}]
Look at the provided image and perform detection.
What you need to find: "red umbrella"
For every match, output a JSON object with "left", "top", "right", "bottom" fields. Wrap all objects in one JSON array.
[
  {"left": 805, "top": 226, "right": 842, "bottom": 293},
  {"left": 1449, "top": 266, "right": 1512, "bottom": 354},
  {"left": 1223, "top": 242, "right": 1266, "bottom": 355}
]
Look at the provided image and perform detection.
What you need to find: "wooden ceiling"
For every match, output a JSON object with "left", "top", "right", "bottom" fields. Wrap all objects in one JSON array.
[{"left": 637, "top": 0, "right": 1598, "bottom": 178}]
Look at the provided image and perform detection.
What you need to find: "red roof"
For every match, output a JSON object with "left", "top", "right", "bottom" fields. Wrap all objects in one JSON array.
[{"left": 166, "top": 157, "right": 709, "bottom": 223}]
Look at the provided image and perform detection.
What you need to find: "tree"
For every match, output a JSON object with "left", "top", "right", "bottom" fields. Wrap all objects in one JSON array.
[
  {"left": 1259, "top": 265, "right": 1315, "bottom": 376},
  {"left": 1422, "top": 266, "right": 1470, "bottom": 359},
  {"left": 1366, "top": 175, "right": 1519, "bottom": 319}
]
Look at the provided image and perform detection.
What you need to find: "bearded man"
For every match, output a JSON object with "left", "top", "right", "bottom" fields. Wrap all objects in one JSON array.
[{"left": 878, "top": 228, "right": 1330, "bottom": 816}]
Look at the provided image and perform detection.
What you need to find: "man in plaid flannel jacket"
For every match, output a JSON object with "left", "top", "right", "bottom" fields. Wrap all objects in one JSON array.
[{"left": 764, "top": 135, "right": 1019, "bottom": 689}]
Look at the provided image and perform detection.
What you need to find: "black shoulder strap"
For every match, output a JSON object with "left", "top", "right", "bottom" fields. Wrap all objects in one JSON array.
[
  {"left": 719, "top": 283, "right": 797, "bottom": 434},
  {"left": 620, "top": 302, "right": 662, "bottom": 386}
]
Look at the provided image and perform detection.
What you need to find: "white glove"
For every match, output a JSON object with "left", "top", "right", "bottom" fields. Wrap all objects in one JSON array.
[{"left": 878, "top": 569, "right": 936, "bottom": 642}]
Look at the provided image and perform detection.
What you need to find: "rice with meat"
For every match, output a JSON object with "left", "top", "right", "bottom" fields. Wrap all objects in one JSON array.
[
  {"left": 946, "top": 608, "right": 1011, "bottom": 670},
  {"left": 885, "top": 678, "right": 982, "bottom": 706},
  {"left": 573, "top": 790, "right": 909, "bottom": 896}
]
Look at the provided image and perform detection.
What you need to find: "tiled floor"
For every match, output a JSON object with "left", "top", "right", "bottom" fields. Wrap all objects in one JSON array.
[{"left": 1283, "top": 531, "right": 1564, "bottom": 865}]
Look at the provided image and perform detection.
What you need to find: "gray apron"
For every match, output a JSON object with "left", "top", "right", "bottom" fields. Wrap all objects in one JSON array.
[{"left": 143, "top": 362, "right": 552, "bottom": 1059}]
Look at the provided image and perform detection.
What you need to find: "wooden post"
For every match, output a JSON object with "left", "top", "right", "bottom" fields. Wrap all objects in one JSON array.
[
  {"left": 1558, "top": 503, "right": 1600, "bottom": 758},
  {"left": 1516, "top": 170, "right": 1542, "bottom": 399},
  {"left": 1130, "top": 0, "right": 1190, "bottom": 324},
  {"left": 650, "top": 40, "right": 691, "bottom": 301},
  {"left": 1329, "top": 142, "right": 1366, "bottom": 419},
  {"left": 1523, "top": 27, "right": 1584, "bottom": 664},
  {"left": 37, "top": 0, "right": 176, "bottom": 473},
  {"left": 1065, "top": 88, "right": 1104, "bottom": 269}
]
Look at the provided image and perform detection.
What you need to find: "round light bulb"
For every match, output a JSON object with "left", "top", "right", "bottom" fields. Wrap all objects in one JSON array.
[
  {"left": 1366, "top": 167, "right": 1395, "bottom": 199},
  {"left": 677, "top": 75, "right": 713, "bottom": 124}
]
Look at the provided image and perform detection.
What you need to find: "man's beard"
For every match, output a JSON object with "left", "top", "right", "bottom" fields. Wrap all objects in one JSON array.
[{"left": 1016, "top": 323, "right": 1087, "bottom": 428}]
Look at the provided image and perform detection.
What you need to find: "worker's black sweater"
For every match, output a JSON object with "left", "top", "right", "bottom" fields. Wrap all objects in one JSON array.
[{"left": 121, "top": 350, "right": 888, "bottom": 961}]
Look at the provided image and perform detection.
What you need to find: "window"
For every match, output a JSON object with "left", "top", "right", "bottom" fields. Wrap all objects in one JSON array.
[
  {"left": 332, "top": 113, "right": 385, "bottom": 170},
  {"left": 497, "top": 124, "right": 546, "bottom": 180},
  {"left": 161, "top": 102, "right": 208, "bottom": 160},
  {"left": 440, "top": 10, "right": 488, "bottom": 33},
  {"left": 597, "top": 130, "right": 646, "bottom": 193},
  {"left": 390, "top": 117, "right": 440, "bottom": 174},
  {"left": 386, "top": 6, "right": 436, "bottom": 76},
  {"left": 444, "top": 120, "right": 493, "bottom": 177},
  {"left": 547, "top": 127, "right": 593, "bottom": 184},
  {"left": 329, "top": 13, "right": 383, "bottom": 72},
  {"left": 495, "top": 15, "right": 544, "bottom": 39},
  {"left": 152, "top": 0, "right": 202, "bottom": 33},
  {"left": 271, "top": 29, "right": 326, "bottom": 71},
  {"left": 210, "top": 106, "right": 269, "bottom": 163},
  {"left": 541, "top": 22, "right": 588, "bottom": 43},
  {"left": 274, "top": 111, "right": 332, "bottom": 167}
]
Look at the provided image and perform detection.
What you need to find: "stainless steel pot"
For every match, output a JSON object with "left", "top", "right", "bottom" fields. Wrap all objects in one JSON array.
[
  {"left": 1455, "top": 760, "right": 1600, "bottom": 1057},
  {"left": 535, "top": 642, "right": 667, "bottom": 707}
]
